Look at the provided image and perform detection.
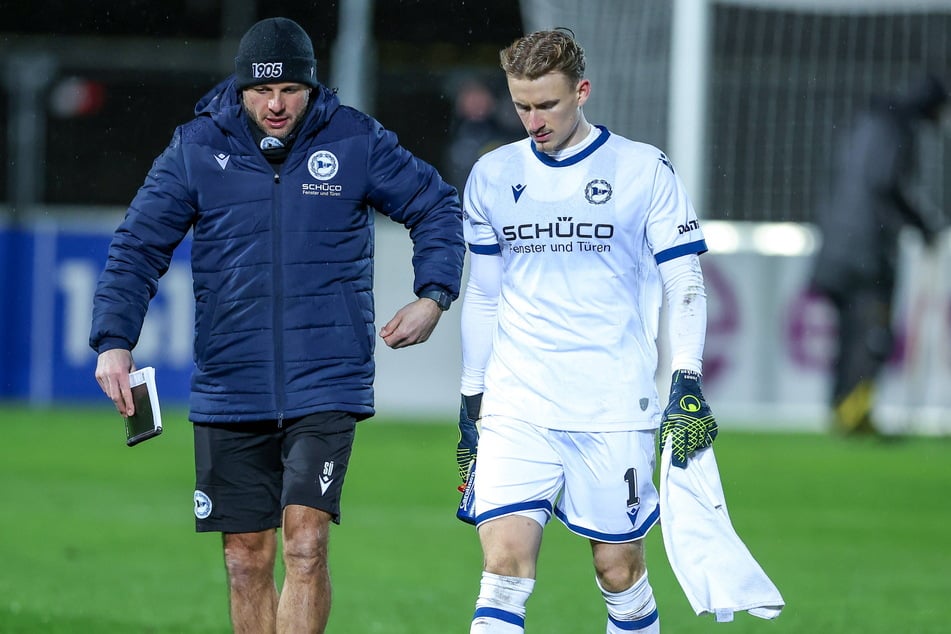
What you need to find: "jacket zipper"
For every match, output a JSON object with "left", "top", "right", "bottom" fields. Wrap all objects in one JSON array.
[{"left": 272, "top": 169, "right": 286, "bottom": 427}]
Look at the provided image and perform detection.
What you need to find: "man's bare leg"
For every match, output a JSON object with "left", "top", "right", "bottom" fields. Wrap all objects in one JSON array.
[
  {"left": 277, "top": 504, "right": 333, "bottom": 633},
  {"left": 223, "top": 529, "right": 279, "bottom": 633}
]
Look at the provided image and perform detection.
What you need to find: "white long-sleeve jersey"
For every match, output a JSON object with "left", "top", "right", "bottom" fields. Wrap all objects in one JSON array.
[{"left": 461, "top": 125, "right": 708, "bottom": 431}]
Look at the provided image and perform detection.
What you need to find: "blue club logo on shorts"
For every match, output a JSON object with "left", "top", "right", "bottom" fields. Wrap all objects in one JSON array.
[{"left": 194, "top": 490, "right": 212, "bottom": 519}]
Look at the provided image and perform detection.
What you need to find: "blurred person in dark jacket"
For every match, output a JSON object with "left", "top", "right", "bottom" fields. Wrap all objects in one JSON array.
[
  {"left": 90, "top": 17, "right": 464, "bottom": 633},
  {"left": 812, "top": 74, "right": 948, "bottom": 436},
  {"left": 444, "top": 76, "right": 521, "bottom": 192}
]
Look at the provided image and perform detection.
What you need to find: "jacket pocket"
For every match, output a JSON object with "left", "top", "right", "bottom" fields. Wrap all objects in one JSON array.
[
  {"left": 341, "top": 282, "right": 373, "bottom": 362},
  {"left": 193, "top": 291, "right": 219, "bottom": 371}
]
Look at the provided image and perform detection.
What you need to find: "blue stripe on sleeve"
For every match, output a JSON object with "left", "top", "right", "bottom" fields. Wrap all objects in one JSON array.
[
  {"left": 654, "top": 239, "right": 708, "bottom": 264},
  {"left": 469, "top": 242, "right": 502, "bottom": 255}
]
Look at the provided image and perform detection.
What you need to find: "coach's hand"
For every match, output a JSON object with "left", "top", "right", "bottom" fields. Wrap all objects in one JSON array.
[
  {"left": 660, "top": 370, "right": 718, "bottom": 468},
  {"left": 379, "top": 297, "right": 442, "bottom": 349},
  {"left": 95, "top": 348, "right": 136, "bottom": 417},
  {"left": 456, "top": 393, "right": 482, "bottom": 487}
]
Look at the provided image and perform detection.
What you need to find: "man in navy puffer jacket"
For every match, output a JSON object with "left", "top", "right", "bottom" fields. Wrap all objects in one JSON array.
[{"left": 90, "top": 17, "right": 463, "bottom": 633}]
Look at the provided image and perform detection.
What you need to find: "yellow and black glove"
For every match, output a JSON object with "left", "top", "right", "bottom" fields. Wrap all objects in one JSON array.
[
  {"left": 660, "top": 370, "right": 718, "bottom": 468},
  {"left": 455, "top": 393, "right": 481, "bottom": 525},
  {"left": 456, "top": 393, "right": 481, "bottom": 487}
]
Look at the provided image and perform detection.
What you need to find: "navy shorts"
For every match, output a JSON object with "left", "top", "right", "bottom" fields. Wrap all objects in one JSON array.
[{"left": 192, "top": 411, "right": 357, "bottom": 533}]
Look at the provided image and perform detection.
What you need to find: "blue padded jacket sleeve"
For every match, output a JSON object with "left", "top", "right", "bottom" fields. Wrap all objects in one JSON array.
[
  {"left": 89, "top": 128, "right": 196, "bottom": 353},
  {"left": 365, "top": 121, "right": 465, "bottom": 300}
]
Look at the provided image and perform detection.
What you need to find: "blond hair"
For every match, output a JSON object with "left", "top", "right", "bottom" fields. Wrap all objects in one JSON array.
[{"left": 500, "top": 28, "right": 586, "bottom": 83}]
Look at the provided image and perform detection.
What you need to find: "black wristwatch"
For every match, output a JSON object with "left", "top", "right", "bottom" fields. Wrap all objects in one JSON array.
[{"left": 418, "top": 287, "right": 452, "bottom": 311}]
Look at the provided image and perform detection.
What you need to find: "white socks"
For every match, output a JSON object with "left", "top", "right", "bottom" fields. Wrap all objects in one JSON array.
[
  {"left": 469, "top": 570, "right": 659, "bottom": 632},
  {"left": 470, "top": 572, "right": 535, "bottom": 633},
  {"left": 599, "top": 572, "right": 660, "bottom": 633}
]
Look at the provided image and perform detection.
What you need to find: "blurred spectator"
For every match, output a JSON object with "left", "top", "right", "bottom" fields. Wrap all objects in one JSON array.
[
  {"left": 444, "top": 76, "right": 522, "bottom": 191},
  {"left": 811, "top": 74, "right": 949, "bottom": 436}
]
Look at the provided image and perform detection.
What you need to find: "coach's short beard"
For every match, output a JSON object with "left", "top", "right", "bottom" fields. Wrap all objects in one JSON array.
[
  {"left": 242, "top": 102, "right": 292, "bottom": 140},
  {"left": 241, "top": 88, "right": 311, "bottom": 140}
]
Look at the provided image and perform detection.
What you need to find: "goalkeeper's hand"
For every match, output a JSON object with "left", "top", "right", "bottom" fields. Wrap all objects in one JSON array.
[
  {"left": 456, "top": 393, "right": 482, "bottom": 489},
  {"left": 660, "top": 370, "right": 718, "bottom": 468}
]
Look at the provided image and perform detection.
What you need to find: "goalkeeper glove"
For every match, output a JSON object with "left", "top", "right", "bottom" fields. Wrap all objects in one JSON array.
[
  {"left": 456, "top": 393, "right": 482, "bottom": 487},
  {"left": 660, "top": 370, "right": 718, "bottom": 468},
  {"left": 456, "top": 393, "right": 481, "bottom": 525}
]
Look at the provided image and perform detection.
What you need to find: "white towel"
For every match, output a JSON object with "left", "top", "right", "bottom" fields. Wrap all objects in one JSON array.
[{"left": 659, "top": 438, "right": 785, "bottom": 622}]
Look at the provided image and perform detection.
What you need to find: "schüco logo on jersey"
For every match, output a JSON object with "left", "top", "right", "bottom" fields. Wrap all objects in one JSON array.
[{"left": 502, "top": 217, "right": 615, "bottom": 241}]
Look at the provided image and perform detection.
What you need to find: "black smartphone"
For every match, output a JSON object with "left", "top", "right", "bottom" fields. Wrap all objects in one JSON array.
[{"left": 124, "top": 373, "right": 163, "bottom": 446}]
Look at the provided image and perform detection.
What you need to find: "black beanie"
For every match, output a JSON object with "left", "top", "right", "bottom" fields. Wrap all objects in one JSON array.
[{"left": 234, "top": 17, "right": 318, "bottom": 90}]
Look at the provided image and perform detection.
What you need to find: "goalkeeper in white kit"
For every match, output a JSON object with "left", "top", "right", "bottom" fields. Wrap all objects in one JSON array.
[{"left": 454, "top": 28, "right": 717, "bottom": 633}]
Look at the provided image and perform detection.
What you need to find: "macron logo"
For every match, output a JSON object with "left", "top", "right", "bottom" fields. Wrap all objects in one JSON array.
[
  {"left": 626, "top": 506, "right": 640, "bottom": 527},
  {"left": 511, "top": 184, "right": 526, "bottom": 202},
  {"left": 214, "top": 153, "right": 230, "bottom": 170},
  {"left": 319, "top": 460, "right": 335, "bottom": 495}
]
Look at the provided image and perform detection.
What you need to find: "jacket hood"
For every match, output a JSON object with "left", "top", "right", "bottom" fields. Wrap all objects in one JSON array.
[{"left": 193, "top": 75, "right": 341, "bottom": 138}]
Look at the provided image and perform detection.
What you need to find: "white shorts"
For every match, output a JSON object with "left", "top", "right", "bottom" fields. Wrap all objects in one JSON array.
[{"left": 473, "top": 416, "right": 659, "bottom": 542}]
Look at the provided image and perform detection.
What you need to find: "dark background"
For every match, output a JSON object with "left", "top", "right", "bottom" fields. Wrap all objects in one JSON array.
[
  {"left": 3, "top": 3, "right": 949, "bottom": 223},
  {"left": 0, "top": 1, "right": 523, "bottom": 207}
]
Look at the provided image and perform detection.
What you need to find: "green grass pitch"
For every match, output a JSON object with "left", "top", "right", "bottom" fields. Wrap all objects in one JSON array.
[{"left": 1, "top": 405, "right": 948, "bottom": 632}]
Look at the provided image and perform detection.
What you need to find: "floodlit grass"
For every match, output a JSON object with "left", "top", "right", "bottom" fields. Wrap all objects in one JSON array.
[{"left": 1, "top": 405, "right": 949, "bottom": 632}]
